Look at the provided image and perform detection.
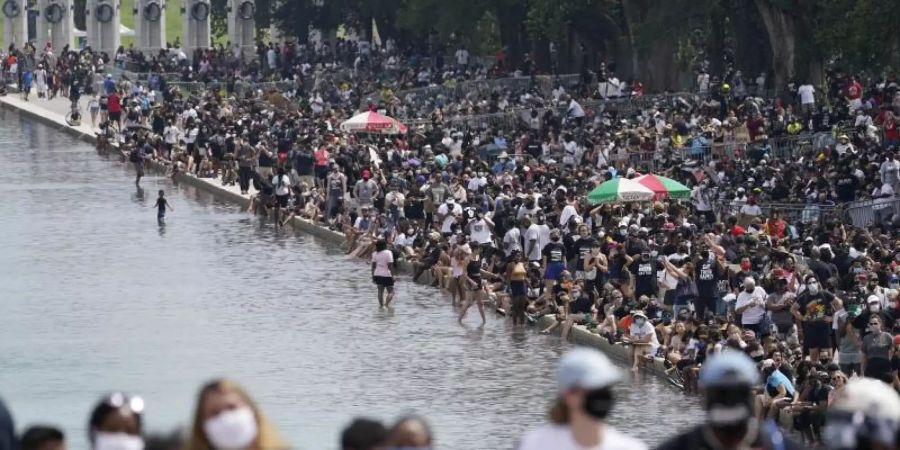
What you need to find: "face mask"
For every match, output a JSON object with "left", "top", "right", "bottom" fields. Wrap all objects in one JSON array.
[
  {"left": 705, "top": 387, "right": 753, "bottom": 430},
  {"left": 203, "top": 407, "right": 258, "bottom": 450},
  {"left": 582, "top": 389, "right": 614, "bottom": 420},
  {"left": 870, "top": 304, "right": 881, "bottom": 313},
  {"left": 634, "top": 318, "right": 646, "bottom": 326},
  {"left": 807, "top": 282, "right": 819, "bottom": 295},
  {"left": 94, "top": 433, "right": 144, "bottom": 450},
  {"left": 740, "top": 262, "right": 751, "bottom": 271}
]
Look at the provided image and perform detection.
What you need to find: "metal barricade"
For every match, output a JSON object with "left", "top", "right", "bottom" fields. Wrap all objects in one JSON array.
[{"left": 844, "top": 198, "right": 900, "bottom": 228}]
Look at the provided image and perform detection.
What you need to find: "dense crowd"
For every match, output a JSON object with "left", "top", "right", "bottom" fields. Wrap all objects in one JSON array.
[
  {"left": 0, "top": 380, "right": 433, "bottom": 450},
  {"left": 4, "top": 35, "right": 900, "bottom": 450}
]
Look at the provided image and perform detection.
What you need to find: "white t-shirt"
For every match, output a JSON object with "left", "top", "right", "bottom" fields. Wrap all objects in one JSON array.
[
  {"left": 517, "top": 424, "right": 648, "bottom": 450},
  {"left": 437, "top": 202, "right": 462, "bottom": 233},
  {"left": 469, "top": 219, "right": 493, "bottom": 245},
  {"left": 525, "top": 224, "right": 542, "bottom": 261},
  {"left": 736, "top": 286, "right": 767, "bottom": 325},
  {"left": 798, "top": 84, "right": 815, "bottom": 105},
  {"left": 739, "top": 204, "right": 762, "bottom": 217},
  {"left": 629, "top": 320, "right": 660, "bottom": 354},
  {"left": 274, "top": 175, "right": 291, "bottom": 196},
  {"left": 560, "top": 204, "right": 578, "bottom": 227},
  {"left": 503, "top": 227, "right": 522, "bottom": 256},
  {"left": 455, "top": 48, "right": 469, "bottom": 65},
  {"left": 163, "top": 125, "right": 180, "bottom": 144},
  {"left": 371, "top": 250, "right": 394, "bottom": 277}
]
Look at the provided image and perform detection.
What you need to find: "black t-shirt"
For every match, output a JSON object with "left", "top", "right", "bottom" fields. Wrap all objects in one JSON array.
[
  {"left": 798, "top": 291, "right": 836, "bottom": 322},
  {"left": 835, "top": 175, "right": 858, "bottom": 202},
  {"left": 807, "top": 259, "right": 835, "bottom": 284},
  {"left": 542, "top": 242, "right": 566, "bottom": 264},
  {"left": 630, "top": 259, "right": 658, "bottom": 296},
  {"left": 695, "top": 259, "right": 724, "bottom": 298},
  {"left": 570, "top": 294, "right": 593, "bottom": 315},
  {"left": 293, "top": 151, "right": 314, "bottom": 175},
  {"left": 573, "top": 237, "right": 598, "bottom": 271}
]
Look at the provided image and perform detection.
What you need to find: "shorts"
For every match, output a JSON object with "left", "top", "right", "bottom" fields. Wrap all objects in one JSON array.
[
  {"left": 544, "top": 261, "right": 566, "bottom": 280},
  {"left": 803, "top": 321, "right": 832, "bottom": 350},
  {"left": 373, "top": 276, "right": 394, "bottom": 287},
  {"left": 314, "top": 165, "right": 328, "bottom": 179},
  {"left": 276, "top": 194, "right": 289, "bottom": 208},
  {"left": 509, "top": 279, "right": 527, "bottom": 297},
  {"left": 109, "top": 111, "right": 121, "bottom": 122}
]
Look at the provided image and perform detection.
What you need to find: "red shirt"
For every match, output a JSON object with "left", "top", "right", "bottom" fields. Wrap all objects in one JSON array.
[
  {"left": 107, "top": 93, "right": 121, "bottom": 113},
  {"left": 847, "top": 81, "right": 862, "bottom": 100},
  {"left": 885, "top": 117, "right": 899, "bottom": 140},
  {"left": 314, "top": 147, "right": 329, "bottom": 166}
]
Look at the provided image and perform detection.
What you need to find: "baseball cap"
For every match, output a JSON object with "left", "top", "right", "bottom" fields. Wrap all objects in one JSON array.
[
  {"left": 699, "top": 351, "right": 760, "bottom": 388},
  {"left": 867, "top": 295, "right": 880, "bottom": 304},
  {"left": 557, "top": 348, "right": 622, "bottom": 392}
]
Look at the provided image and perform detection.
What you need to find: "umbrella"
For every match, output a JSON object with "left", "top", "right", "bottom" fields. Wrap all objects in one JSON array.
[
  {"left": 339, "top": 111, "right": 408, "bottom": 135},
  {"left": 587, "top": 178, "right": 655, "bottom": 204},
  {"left": 633, "top": 174, "right": 691, "bottom": 200}
]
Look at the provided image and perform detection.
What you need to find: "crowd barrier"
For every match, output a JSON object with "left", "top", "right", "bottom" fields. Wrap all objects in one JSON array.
[{"left": 844, "top": 198, "right": 900, "bottom": 228}]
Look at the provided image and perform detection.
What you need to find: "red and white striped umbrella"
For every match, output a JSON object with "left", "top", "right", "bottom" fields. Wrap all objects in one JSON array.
[{"left": 339, "top": 111, "right": 408, "bottom": 135}]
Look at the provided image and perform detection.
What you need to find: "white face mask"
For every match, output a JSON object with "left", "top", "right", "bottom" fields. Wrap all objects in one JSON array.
[
  {"left": 203, "top": 407, "right": 259, "bottom": 450},
  {"left": 807, "top": 282, "right": 819, "bottom": 295},
  {"left": 94, "top": 432, "right": 144, "bottom": 450}
]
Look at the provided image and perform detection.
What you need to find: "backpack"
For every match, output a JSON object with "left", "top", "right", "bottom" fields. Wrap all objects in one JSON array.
[{"left": 129, "top": 148, "right": 140, "bottom": 163}]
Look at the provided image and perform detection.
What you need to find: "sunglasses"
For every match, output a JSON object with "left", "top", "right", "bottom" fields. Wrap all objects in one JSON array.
[{"left": 101, "top": 393, "right": 145, "bottom": 414}]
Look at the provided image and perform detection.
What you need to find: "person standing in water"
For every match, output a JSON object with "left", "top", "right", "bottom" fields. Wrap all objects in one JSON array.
[
  {"left": 371, "top": 239, "right": 395, "bottom": 307},
  {"left": 153, "top": 190, "right": 173, "bottom": 224},
  {"left": 458, "top": 242, "right": 487, "bottom": 324}
]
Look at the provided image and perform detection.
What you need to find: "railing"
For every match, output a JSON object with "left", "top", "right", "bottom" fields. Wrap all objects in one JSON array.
[
  {"left": 843, "top": 198, "right": 900, "bottom": 228},
  {"left": 716, "top": 201, "right": 839, "bottom": 227}
]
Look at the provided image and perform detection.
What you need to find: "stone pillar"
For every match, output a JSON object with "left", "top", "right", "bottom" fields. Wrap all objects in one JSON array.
[
  {"left": 35, "top": 0, "right": 74, "bottom": 52},
  {"left": 181, "top": 0, "right": 210, "bottom": 56},
  {"left": 1, "top": 0, "right": 28, "bottom": 50},
  {"left": 85, "top": 0, "right": 120, "bottom": 58},
  {"left": 226, "top": 0, "right": 254, "bottom": 59},
  {"left": 134, "top": 0, "right": 165, "bottom": 52}
]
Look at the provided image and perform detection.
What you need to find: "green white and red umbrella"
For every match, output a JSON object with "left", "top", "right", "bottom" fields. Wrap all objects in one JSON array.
[
  {"left": 633, "top": 174, "right": 691, "bottom": 200},
  {"left": 587, "top": 178, "right": 655, "bottom": 204}
]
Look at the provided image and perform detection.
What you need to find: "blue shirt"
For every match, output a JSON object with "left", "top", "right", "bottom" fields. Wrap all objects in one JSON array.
[
  {"left": 103, "top": 78, "right": 116, "bottom": 94},
  {"left": 766, "top": 369, "right": 795, "bottom": 397}
]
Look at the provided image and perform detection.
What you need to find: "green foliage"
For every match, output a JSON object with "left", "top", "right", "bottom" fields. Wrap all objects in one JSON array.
[{"left": 814, "top": 0, "right": 900, "bottom": 72}]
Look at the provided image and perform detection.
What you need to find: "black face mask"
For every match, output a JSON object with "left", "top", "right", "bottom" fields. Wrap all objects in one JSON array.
[
  {"left": 705, "top": 386, "right": 754, "bottom": 433},
  {"left": 582, "top": 388, "right": 615, "bottom": 420}
]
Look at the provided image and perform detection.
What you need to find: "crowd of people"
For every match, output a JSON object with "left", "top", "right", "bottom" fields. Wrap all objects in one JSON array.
[
  {"left": 4, "top": 33, "right": 900, "bottom": 450},
  {"left": 0, "top": 379, "right": 434, "bottom": 450}
]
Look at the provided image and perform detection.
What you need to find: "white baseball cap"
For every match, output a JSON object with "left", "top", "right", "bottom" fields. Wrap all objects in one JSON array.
[{"left": 557, "top": 348, "right": 622, "bottom": 392}]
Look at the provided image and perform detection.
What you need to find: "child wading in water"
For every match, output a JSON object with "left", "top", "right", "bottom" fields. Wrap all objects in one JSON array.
[{"left": 153, "top": 190, "right": 173, "bottom": 224}]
